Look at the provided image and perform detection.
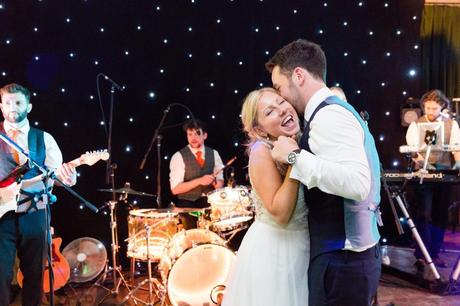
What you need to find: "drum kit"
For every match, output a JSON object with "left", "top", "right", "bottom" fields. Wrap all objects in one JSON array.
[{"left": 63, "top": 184, "right": 254, "bottom": 306}]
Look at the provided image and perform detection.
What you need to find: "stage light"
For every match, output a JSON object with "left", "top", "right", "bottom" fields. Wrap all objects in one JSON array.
[{"left": 400, "top": 97, "right": 421, "bottom": 127}]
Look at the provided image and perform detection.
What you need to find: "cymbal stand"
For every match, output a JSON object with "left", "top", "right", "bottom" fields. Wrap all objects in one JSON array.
[
  {"left": 119, "top": 224, "right": 166, "bottom": 305},
  {"left": 220, "top": 224, "right": 249, "bottom": 244},
  {"left": 96, "top": 200, "right": 132, "bottom": 303}
]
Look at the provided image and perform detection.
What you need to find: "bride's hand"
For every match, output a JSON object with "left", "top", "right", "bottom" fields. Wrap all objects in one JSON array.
[{"left": 271, "top": 136, "right": 299, "bottom": 164}]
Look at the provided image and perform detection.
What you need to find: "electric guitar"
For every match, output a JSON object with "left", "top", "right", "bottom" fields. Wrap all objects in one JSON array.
[{"left": 0, "top": 150, "right": 109, "bottom": 219}]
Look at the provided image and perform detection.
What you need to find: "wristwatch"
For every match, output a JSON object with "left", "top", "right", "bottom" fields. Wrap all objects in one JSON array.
[{"left": 287, "top": 149, "right": 301, "bottom": 165}]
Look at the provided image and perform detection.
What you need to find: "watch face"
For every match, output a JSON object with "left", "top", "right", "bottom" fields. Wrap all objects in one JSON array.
[{"left": 287, "top": 152, "right": 296, "bottom": 164}]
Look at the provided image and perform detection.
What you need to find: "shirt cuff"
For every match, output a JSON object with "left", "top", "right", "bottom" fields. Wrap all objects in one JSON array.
[{"left": 289, "top": 150, "right": 317, "bottom": 188}]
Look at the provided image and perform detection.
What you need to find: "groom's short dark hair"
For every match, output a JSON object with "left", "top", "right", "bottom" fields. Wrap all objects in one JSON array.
[{"left": 265, "top": 39, "right": 327, "bottom": 82}]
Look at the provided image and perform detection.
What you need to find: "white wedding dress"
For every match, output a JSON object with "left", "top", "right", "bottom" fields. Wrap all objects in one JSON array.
[{"left": 222, "top": 181, "right": 310, "bottom": 306}]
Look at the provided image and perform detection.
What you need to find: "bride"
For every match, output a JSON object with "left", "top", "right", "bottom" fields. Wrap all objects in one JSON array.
[{"left": 222, "top": 88, "right": 309, "bottom": 306}]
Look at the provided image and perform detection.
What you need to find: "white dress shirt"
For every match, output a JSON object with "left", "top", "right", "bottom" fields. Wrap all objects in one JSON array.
[
  {"left": 405, "top": 115, "right": 460, "bottom": 146},
  {"left": 169, "top": 145, "right": 224, "bottom": 189},
  {"left": 290, "top": 87, "right": 371, "bottom": 202},
  {"left": 3, "top": 119, "right": 63, "bottom": 170}
]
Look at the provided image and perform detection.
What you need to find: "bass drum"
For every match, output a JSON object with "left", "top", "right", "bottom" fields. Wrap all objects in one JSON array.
[{"left": 159, "top": 229, "right": 235, "bottom": 306}]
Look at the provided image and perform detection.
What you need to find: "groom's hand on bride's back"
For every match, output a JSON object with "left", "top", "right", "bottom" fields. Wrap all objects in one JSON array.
[{"left": 271, "top": 136, "right": 299, "bottom": 163}]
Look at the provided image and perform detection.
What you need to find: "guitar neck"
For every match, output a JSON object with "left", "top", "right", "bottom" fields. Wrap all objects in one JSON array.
[{"left": 67, "top": 157, "right": 85, "bottom": 168}]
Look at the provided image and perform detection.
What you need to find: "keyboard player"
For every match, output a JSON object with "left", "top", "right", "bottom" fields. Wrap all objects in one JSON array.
[{"left": 405, "top": 89, "right": 460, "bottom": 271}]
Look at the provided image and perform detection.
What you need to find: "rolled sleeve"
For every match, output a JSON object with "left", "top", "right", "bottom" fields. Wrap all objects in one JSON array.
[
  {"left": 169, "top": 152, "right": 185, "bottom": 190},
  {"left": 213, "top": 150, "right": 224, "bottom": 181},
  {"left": 43, "top": 132, "right": 63, "bottom": 170}
]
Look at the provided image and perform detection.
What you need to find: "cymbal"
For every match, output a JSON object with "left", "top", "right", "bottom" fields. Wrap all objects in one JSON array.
[
  {"left": 62, "top": 237, "right": 107, "bottom": 283},
  {"left": 97, "top": 186, "right": 155, "bottom": 197}
]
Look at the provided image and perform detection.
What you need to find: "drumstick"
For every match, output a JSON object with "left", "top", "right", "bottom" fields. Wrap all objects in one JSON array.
[{"left": 213, "top": 156, "right": 237, "bottom": 177}]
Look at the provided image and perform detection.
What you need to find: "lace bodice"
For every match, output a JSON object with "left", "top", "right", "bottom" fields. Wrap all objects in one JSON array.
[{"left": 251, "top": 184, "right": 308, "bottom": 230}]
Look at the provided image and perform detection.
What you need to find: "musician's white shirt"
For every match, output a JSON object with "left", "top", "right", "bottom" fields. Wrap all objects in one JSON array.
[
  {"left": 405, "top": 115, "right": 460, "bottom": 146},
  {"left": 0, "top": 119, "right": 64, "bottom": 212},
  {"left": 4, "top": 118, "right": 63, "bottom": 169},
  {"left": 169, "top": 144, "right": 224, "bottom": 190}
]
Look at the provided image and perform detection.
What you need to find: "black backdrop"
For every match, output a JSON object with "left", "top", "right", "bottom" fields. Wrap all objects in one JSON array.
[{"left": 0, "top": 0, "right": 426, "bottom": 262}]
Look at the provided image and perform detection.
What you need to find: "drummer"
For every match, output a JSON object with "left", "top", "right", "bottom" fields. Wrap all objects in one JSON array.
[{"left": 169, "top": 119, "right": 224, "bottom": 229}]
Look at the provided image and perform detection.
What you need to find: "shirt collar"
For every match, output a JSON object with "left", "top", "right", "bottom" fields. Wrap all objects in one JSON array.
[
  {"left": 425, "top": 115, "right": 443, "bottom": 122},
  {"left": 3, "top": 119, "right": 30, "bottom": 135},
  {"left": 188, "top": 144, "right": 205, "bottom": 154},
  {"left": 304, "top": 87, "right": 334, "bottom": 122}
]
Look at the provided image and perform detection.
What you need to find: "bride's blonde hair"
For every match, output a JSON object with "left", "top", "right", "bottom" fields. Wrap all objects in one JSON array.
[
  {"left": 241, "top": 87, "right": 278, "bottom": 145},
  {"left": 241, "top": 87, "right": 293, "bottom": 175}
]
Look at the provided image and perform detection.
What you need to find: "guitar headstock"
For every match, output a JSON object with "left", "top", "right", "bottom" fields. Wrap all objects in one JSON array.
[{"left": 79, "top": 150, "right": 110, "bottom": 166}]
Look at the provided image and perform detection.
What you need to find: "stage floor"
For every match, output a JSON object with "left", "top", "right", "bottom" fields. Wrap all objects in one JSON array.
[
  {"left": 9, "top": 271, "right": 460, "bottom": 306},
  {"left": 10, "top": 232, "right": 460, "bottom": 305}
]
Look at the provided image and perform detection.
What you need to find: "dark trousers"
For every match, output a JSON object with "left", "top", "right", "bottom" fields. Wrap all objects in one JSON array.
[
  {"left": 414, "top": 184, "right": 450, "bottom": 260},
  {"left": 0, "top": 210, "right": 46, "bottom": 306},
  {"left": 309, "top": 245, "right": 381, "bottom": 306}
]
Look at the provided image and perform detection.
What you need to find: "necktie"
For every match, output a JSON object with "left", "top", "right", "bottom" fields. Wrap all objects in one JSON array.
[
  {"left": 196, "top": 150, "right": 205, "bottom": 168},
  {"left": 8, "top": 129, "right": 21, "bottom": 164}
]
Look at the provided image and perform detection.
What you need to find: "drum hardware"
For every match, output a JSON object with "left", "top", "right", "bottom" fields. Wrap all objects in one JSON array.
[
  {"left": 215, "top": 222, "right": 250, "bottom": 246},
  {"left": 96, "top": 200, "right": 133, "bottom": 304},
  {"left": 119, "top": 224, "right": 167, "bottom": 306},
  {"left": 210, "top": 284, "right": 226, "bottom": 305}
]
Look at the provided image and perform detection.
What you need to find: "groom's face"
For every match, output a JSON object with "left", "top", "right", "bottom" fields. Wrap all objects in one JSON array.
[{"left": 271, "top": 66, "right": 304, "bottom": 115}]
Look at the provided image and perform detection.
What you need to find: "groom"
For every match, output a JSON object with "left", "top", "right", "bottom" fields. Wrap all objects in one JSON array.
[{"left": 268, "top": 39, "right": 381, "bottom": 305}]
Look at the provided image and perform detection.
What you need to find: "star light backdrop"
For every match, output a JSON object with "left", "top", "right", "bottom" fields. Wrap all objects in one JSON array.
[{"left": 0, "top": 0, "right": 425, "bottom": 258}]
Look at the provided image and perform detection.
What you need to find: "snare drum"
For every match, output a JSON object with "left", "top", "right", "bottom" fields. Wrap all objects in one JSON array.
[
  {"left": 159, "top": 229, "right": 235, "bottom": 306},
  {"left": 207, "top": 186, "right": 252, "bottom": 208},
  {"left": 211, "top": 210, "right": 253, "bottom": 232},
  {"left": 207, "top": 186, "right": 253, "bottom": 232},
  {"left": 127, "top": 209, "right": 178, "bottom": 261}
]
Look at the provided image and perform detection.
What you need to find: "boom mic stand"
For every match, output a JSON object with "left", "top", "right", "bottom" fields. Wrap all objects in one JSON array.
[
  {"left": 95, "top": 73, "right": 132, "bottom": 302},
  {"left": 0, "top": 133, "right": 99, "bottom": 306},
  {"left": 139, "top": 106, "right": 170, "bottom": 207}
]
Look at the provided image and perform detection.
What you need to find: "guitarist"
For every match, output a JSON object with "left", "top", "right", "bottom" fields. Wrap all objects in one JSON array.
[{"left": 0, "top": 83, "right": 76, "bottom": 306}]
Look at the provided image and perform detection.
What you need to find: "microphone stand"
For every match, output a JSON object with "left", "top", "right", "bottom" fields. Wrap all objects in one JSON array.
[
  {"left": 139, "top": 106, "right": 170, "bottom": 208},
  {"left": 97, "top": 76, "right": 130, "bottom": 297},
  {"left": 155, "top": 135, "right": 163, "bottom": 207},
  {"left": 0, "top": 133, "right": 98, "bottom": 306}
]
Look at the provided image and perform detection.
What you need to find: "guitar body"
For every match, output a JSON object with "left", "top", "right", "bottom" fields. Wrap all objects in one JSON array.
[
  {"left": 0, "top": 149, "right": 109, "bottom": 219},
  {"left": 17, "top": 237, "right": 70, "bottom": 293}
]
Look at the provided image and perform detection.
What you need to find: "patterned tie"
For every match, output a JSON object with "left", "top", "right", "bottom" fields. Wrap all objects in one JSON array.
[
  {"left": 8, "top": 129, "right": 20, "bottom": 164},
  {"left": 196, "top": 150, "right": 205, "bottom": 168}
]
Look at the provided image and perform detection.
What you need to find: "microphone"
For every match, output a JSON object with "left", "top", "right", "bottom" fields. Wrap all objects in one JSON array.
[
  {"left": 100, "top": 73, "right": 125, "bottom": 91},
  {"left": 359, "top": 110, "right": 370, "bottom": 122},
  {"left": 440, "top": 109, "right": 451, "bottom": 118}
]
